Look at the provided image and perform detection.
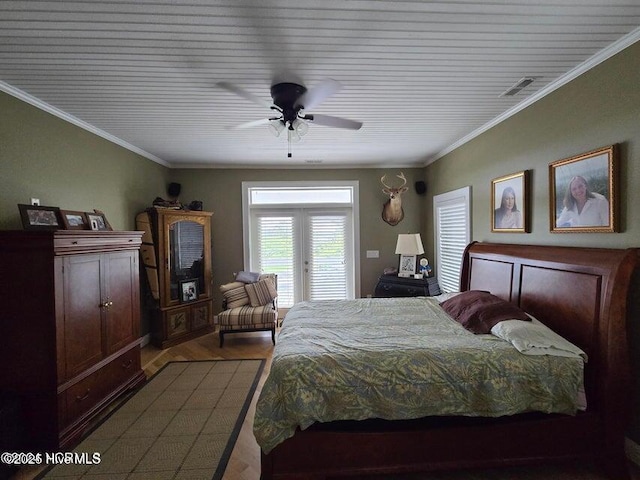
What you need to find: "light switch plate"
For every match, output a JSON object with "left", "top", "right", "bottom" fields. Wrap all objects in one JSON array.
[{"left": 366, "top": 250, "right": 379, "bottom": 258}]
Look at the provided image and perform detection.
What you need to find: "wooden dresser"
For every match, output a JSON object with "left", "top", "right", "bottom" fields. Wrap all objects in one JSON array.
[{"left": 0, "top": 230, "right": 146, "bottom": 451}]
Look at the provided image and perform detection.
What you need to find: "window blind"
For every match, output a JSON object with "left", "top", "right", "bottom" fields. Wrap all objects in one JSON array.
[
  {"left": 434, "top": 187, "right": 471, "bottom": 293},
  {"left": 255, "top": 215, "right": 295, "bottom": 307},
  {"left": 307, "top": 214, "right": 348, "bottom": 301}
]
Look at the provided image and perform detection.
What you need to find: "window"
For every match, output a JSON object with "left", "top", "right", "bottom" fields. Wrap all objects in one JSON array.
[{"left": 433, "top": 186, "right": 471, "bottom": 293}]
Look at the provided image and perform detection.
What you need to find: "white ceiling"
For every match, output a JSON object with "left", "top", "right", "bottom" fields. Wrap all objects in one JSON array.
[{"left": 1, "top": 1, "right": 639, "bottom": 169}]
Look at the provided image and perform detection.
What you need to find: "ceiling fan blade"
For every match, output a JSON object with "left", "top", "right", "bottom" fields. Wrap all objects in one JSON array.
[
  {"left": 227, "top": 118, "right": 273, "bottom": 130},
  {"left": 296, "top": 78, "right": 342, "bottom": 110},
  {"left": 216, "top": 82, "right": 273, "bottom": 109},
  {"left": 305, "top": 114, "right": 363, "bottom": 130}
]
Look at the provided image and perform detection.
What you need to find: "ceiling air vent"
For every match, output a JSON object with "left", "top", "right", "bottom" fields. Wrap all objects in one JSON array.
[{"left": 500, "top": 77, "right": 536, "bottom": 97}]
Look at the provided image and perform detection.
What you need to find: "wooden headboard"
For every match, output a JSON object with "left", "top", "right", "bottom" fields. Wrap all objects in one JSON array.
[{"left": 460, "top": 242, "right": 639, "bottom": 416}]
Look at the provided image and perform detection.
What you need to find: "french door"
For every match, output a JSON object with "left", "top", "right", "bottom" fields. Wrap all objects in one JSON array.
[{"left": 250, "top": 208, "right": 355, "bottom": 307}]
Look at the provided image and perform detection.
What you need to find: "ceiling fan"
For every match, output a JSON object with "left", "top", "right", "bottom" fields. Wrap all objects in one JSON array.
[{"left": 216, "top": 78, "right": 363, "bottom": 157}]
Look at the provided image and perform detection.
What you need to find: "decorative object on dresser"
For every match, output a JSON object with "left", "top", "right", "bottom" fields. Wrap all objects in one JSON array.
[
  {"left": 59, "top": 210, "right": 89, "bottom": 230},
  {"left": 374, "top": 274, "right": 441, "bottom": 298},
  {"left": 395, "top": 233, "right": 424, "bottom": 277},
  {"left": 0, "top": 230, "right": 146, "bottom": 451},
  {"left": 17, "top": 203, "right": 62, "bottom": 230},
  {"left": 136, "top": 207, "right": 214, "bottom": 348}
]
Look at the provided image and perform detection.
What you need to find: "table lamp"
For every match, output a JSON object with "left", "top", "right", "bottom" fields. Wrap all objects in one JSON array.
[{"left": 395, "top": 233, "right": 424, "bottom": 277}]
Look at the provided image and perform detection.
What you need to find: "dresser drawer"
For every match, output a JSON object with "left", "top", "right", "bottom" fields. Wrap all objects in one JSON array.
[
  {"left": 101, "top": 347, "right": 141, "bottom": 386},
  {"left": 63, "top": 369, "right": 104, "bottom": 426},
  {"left": 374, "top": 275, "right": 441, "bottom": 298},
  {"left": 54, "top": 231, "right": 142, "bottom": 254},
  {"left": 376, "top": 281, "right": 426, "bottom": 297},
  {"left": 61, "top": 347, "right": 140, "bottom": 427}
]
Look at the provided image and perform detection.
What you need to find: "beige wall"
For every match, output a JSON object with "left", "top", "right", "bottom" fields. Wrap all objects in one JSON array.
[
  {"left": 168, "top": 168, "right": 426, "bottom": 301},
  {"left": 424, "top": 41, "right": 640, "bottom": 258},
  {"left": 424, "top": 41, "right": 640, "bottom": 443},
  {"left": 0, "top": 91, "right": 169, "bottom": 334},
  {"left": 0, "top": 92, "right": 168, "bottom": 231}
]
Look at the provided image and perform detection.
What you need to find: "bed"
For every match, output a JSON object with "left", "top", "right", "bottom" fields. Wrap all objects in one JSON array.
[{"left": 255, "top": 242, "right": 639, "bottom": 480}]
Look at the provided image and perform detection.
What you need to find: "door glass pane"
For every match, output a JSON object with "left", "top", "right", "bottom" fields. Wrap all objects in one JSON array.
[
  {"left": 169, "top": 220, "right": 204, "bottom": 301},
  {"left": 307, "top": 214, "right": 348, "bottom": 301},
  {"left": 256, "top": 215, "right": 296, "bottom": 307}
]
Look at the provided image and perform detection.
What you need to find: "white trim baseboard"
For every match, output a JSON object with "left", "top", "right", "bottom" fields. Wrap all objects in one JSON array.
[{"left": 626, "top": 437, "right": 640, "bottom": 466}]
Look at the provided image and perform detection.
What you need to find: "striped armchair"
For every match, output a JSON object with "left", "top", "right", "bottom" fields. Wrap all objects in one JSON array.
[{"left": 218, "top": 274, "right": 278, "bottom": 347}]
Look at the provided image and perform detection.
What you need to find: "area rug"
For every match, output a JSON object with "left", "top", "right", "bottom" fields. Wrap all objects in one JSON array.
[{"left": 41, "top": 359, "right": 265, "bottom": 480}]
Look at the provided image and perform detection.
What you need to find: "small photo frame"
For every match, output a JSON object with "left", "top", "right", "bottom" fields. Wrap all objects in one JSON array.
[
  {"left": 86, "top": 212, "right": 109, "bottom": 231},
  {"left": 18, "top": 204, "right": 62, "bottom": 230},
  {"left": 398, "top": 255, "right": 417, "bottom": 277},
  {"left": 549, "top": 145, "right": 618, "bottom": 233},
  {"left": 491, "top": 170, "right": 530, "bottom": 233},
  {"left": 92, "top": 209, "right": 113, "bottom": 230},
  {"left": 60, "top": 210, "right": 89, "bottom": 230},
  {"left": 180, "top": 279, "right": 199, "bottom": 303}
]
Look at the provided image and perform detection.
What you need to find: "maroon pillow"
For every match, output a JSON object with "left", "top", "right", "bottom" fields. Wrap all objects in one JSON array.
[{"left": 440, "top": 290, "right": 530, "bottom": 334}]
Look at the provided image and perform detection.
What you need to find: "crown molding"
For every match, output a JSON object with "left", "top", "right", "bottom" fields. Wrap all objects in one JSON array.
[
  {"left": 425, "top": 27, "right": 640, "bottom": 166},
  {"left": 0, "top": 81, "right": 170, "bottom": 167}
]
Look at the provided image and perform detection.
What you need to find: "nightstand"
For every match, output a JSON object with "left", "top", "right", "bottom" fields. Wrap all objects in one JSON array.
[{"left": 374, "top": 275, "right": 442, "bottom": 298}]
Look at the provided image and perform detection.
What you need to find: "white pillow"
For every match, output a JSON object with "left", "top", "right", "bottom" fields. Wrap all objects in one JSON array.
[
  {"left": 491, "top": 317, "right": 587, "bottom": 362},
  {"left": 434, "top": 291, "right": 462, "bottom": 303}
]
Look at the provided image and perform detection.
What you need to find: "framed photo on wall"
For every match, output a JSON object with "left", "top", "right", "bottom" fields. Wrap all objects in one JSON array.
[
  {"left": 549, "top": 145, "right": 618, "bottom": 233},
  {"left": 491, "top": 170, "right": 529, "bottom": 233}
]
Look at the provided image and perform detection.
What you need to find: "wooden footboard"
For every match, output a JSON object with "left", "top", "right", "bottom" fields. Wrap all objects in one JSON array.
[{"left": 260, "top": 242, "right": 639, "bottom": 480}]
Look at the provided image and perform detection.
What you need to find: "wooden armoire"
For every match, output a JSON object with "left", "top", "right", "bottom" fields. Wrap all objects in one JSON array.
[
  {"left": 0, "top": 230, "right": 146, "bottom": 451},
  {"left": 137, "top": 208, "right": 214, "bottom": 348}
]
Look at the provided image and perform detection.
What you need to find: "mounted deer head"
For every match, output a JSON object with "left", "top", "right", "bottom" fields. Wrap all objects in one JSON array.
[{"left": 381, "top": 172, "right": 408, "bottom": 226}]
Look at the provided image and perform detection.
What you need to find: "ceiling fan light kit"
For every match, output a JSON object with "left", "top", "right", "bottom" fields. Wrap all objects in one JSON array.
[{"left": 217, "top": 78, "right": 363, "bottom": 158}]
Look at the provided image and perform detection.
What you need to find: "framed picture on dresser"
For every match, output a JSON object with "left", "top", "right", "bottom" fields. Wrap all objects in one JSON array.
[
  {"left": 60, "top": 210, "right": 89, "bottom": 230},
  {"left": 18, "top": 204, "right": 62, "bottom": 230}
]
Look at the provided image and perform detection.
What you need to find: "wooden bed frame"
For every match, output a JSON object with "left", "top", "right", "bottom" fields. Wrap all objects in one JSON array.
[{"left": 260, "top": 242, "right": 640, "bottom": 480}]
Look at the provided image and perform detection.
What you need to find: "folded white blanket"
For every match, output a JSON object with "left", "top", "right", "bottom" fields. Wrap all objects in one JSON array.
[{"left": 491, "top": 317, "right": 588, "bottom": 362}]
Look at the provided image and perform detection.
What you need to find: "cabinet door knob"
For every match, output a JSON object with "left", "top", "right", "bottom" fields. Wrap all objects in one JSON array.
[{"left": 100, "top": 300, "right": 114, "bottom": 309}]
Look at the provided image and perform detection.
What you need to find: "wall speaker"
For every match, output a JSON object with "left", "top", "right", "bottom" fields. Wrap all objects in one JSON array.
[
  {"left": 167, "top": 182, "right": 181, "bottom": 198},
  {"left": 415, "top": 180, "right": 427, "bottom": 195}
]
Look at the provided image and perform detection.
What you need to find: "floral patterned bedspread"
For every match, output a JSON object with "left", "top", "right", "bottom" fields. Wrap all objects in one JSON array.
[{"left": 253, "top": 297, "right": 583, "bottom": 454}]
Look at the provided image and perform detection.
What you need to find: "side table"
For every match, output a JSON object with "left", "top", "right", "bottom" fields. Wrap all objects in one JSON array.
[{"left": 374, "top": 275, "right": 442, "bottom": 298}]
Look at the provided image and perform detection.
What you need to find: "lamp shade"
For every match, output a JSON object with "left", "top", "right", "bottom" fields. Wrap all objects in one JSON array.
[
  {"left": 395, "top": 233, "right": 424, "bottom": 255},
  {"left": 268, "top": 119, "right": 286, "bottom": 137}
]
